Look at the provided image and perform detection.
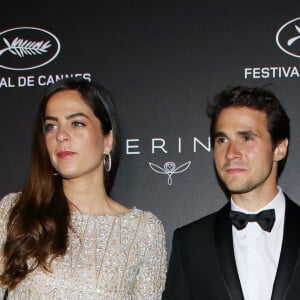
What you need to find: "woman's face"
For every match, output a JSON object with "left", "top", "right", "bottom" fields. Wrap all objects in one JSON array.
[{"left": 44, "top": 90, "right": 112, "bottom": 181}]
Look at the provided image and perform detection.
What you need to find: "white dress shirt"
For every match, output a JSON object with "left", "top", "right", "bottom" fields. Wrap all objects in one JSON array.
[{"left": 231, "top": 187, "right": 285, "bottom": 300}]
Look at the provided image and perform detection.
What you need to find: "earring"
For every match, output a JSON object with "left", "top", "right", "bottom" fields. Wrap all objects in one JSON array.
[{"left": 104, "top": 152, "right": 112, "bottom": 172}]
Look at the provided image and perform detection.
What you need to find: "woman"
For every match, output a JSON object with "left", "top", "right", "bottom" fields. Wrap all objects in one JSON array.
[{"left": 0, "top": 78, "right": 166, "bottom": 299}]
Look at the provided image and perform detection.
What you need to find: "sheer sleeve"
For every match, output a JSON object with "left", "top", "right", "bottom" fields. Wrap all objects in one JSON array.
[{"left": 134, "top": 211, "right": 167, "bottom": 300}]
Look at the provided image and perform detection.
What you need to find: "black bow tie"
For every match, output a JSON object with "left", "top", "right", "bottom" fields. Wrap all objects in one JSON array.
[{"left": 229, "top": 209, "right": 275, "bottom": 232}]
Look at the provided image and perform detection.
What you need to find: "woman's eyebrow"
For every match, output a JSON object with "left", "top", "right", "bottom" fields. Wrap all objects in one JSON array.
[{"left": 44, "top": 112, "right": 90, "bottom": 121}]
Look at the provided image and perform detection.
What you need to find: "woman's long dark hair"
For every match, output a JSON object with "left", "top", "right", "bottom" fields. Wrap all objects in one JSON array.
[{"left": 0, "top": 78, "right": 121, "bottom": 289}]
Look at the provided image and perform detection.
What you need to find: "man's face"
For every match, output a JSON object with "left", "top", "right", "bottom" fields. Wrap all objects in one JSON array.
[{"left": 213, "top": 106, "right": 285, "bottom": 197}]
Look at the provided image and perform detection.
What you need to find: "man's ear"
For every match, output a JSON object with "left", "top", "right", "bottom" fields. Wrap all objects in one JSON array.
[{"left": 274, "top": 138, "right": 289, "bottom": 162}]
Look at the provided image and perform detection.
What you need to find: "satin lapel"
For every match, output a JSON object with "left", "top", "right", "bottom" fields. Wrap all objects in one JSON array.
[
  {"left": 271, "top": 197, "right": 300, "bottom": 300},
  {"left": 214, "top": 203, "right": 244, "bottom": 300}
]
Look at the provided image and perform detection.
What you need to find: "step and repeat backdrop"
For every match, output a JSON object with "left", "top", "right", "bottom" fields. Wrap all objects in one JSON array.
[{"left": 1, "top": 0, "right": 300, "bottom": 254}]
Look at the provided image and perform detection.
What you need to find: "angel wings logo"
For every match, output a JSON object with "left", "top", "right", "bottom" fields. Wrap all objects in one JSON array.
[
  {"left": 0, "top": 27, "right": 61, "bottom": 70},
  {"left": 149, "top": 161, "right": 191, "bottom": 185}
]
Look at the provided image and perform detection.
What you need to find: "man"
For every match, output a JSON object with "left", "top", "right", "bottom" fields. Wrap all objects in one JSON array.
[{"left": 163, "top": 86, "right": 300, "bottom": 299}]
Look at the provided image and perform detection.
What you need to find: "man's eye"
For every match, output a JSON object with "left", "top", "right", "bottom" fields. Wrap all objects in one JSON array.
[
  {"left": 215, "top": 136, "right": 228, "bottom": 145},
  {"left": 243, "top": 134, "right": 253, "bottom": 141},
  {"left": 215, "top": 137, "right": 227, "bottom": 144}
]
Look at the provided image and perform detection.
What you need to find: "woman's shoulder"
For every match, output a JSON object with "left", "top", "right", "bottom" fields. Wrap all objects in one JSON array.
[
  {"left": 135, "top": 208, "right": 165, "bottom": 235},
  {"left": 0, "top": 192, "right": 20, "bottom": 216},
  {"left": 0, "top": 192, "right": 20, "bottom": 242},
  {"left": 133, "top": 209, "right": 166, "bottom": 258}
]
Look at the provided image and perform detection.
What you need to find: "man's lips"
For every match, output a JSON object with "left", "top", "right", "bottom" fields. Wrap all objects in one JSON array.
[
  {"left": 57, "top": 151, "right": 76, "bottom": 159},
  {"left": 225, "top": 167, "right": 247, "bottom": 174}
]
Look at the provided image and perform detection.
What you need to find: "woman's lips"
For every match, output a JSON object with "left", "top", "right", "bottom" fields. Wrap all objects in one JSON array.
[{"left": 57, "top": 151, "right": 76, "bottom": 159}]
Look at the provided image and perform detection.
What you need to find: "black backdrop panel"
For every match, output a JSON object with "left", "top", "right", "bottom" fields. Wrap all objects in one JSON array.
[{"left": 1, "top": 0, "right": 300, "bottom": 255}]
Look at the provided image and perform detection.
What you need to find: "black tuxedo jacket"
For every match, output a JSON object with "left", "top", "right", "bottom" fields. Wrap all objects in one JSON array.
[{"left": 163, "top": 196, "right": 300, "bottom": 300}]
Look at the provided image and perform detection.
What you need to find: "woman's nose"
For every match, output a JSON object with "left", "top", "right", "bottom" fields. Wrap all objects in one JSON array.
[{"left": 56, "top": 128, "right": 70, "bottom": 143}]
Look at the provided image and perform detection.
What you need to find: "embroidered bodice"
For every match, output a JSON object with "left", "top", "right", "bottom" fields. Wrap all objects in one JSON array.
[{"left": 0, "top": 193, "right": 167, "bottom": 299}]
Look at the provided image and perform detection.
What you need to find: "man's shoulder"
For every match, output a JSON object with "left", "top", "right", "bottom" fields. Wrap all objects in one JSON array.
[
  {"left": 285, "top": 194, "right": 300, "bottom": 208},
  {"left": 284, "top": 194, "right": 300, "bottom": 221},
  {"left": 175, "top": 203, "right": 229, "bottom": 236}
]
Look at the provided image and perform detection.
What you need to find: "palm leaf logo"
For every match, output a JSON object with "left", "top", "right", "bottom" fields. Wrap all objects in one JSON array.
[
  {"left": 0, "top": 37, "right": 51, "bottom": 57},
  {"left": 287, "top": 25, "right": 300, "bottom": 46}
]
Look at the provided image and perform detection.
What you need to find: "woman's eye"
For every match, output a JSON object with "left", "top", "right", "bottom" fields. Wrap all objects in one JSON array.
[
  {"left": 44, "top": 123, "right": 57, "bottom": 132},
  {"left": 72, "top": 121, "right": 85, "bottom": 127}
]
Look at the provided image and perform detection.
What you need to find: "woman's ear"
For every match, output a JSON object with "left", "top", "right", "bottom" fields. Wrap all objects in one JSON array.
[{"left": 104, "top": 130, "right": 113, "bottom": 154}]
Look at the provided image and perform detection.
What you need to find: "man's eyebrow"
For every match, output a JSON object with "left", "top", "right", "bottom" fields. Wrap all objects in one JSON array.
[
  {"left": 214, "top": 130, "right": 258, "bottom": 138},
  {"left": 214, "top": 131, "right": 227, "bottom": 138},
  {"left": 237, "top": 130, "right": 258, "bottom": 136}
]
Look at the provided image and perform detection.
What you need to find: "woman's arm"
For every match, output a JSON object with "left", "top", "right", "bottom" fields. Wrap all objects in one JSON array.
[{"left": 134, "top": 212, "right": 167, "bottom": 300}]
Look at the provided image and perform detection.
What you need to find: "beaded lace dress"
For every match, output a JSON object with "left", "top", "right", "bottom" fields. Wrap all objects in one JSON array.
[{"left": 0, "top": 193, "right": 167, "bottom": 300}]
